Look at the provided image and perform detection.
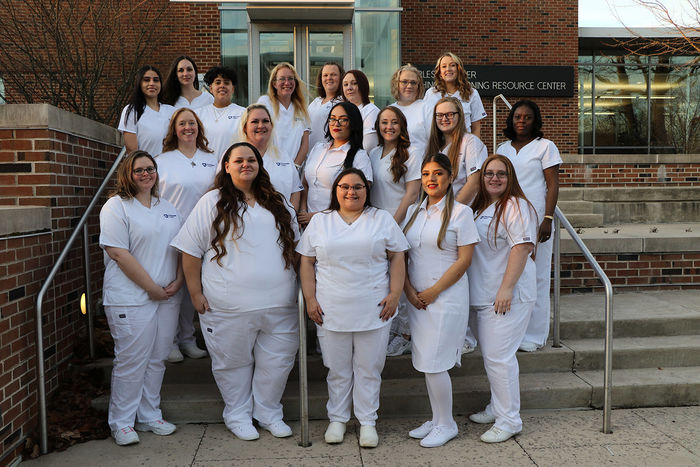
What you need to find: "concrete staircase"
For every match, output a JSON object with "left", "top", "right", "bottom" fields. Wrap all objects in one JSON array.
[
  {"left": 558, "top": 188, "right": 604, "bottom": 227},
  {"left": 91, "top": 290, "right": 700, "bottom": 422}
]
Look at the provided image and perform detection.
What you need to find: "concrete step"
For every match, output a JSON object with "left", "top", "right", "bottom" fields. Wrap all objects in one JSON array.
[
  {"left": 564, "top": 213, "right": 604, "bottom": 227},
  {"left": 558, "top": 200, "right": 595, "bottom": 214},
  {"left": 559, "top": 188, "right": 584, "bottom": 201}
]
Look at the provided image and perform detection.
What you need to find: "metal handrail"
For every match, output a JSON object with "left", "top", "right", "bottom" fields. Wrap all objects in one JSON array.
[
  {"left": 297, "top": 287, "right": 310, "bottom": 447},
  {"left": 492, "top": 95, "right": 614, "bottom": 434},
  {"left": 35, "top": 146, "right": 127, "bottom": 454}
]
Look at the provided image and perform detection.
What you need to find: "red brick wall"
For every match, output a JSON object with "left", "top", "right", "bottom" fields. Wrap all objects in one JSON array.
[
  {"left": 401, "top": 0, "right": 579, "bottom": 154},
  {"left": 560, "top": 162, "right": 700, "bottom": 187},
  {"left": 0, "top": 127, "right": 119, "bottom": 463}
]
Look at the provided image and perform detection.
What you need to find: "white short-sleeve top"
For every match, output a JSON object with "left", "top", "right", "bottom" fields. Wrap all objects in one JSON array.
[
  {"left": 496, "top": 138, "right": 562, "bottom": 220},
  {"left": 195, "top": 103, "right": 245, "bottom": 164},
  {"left": 156, "top": 149, "right": 217, "bottom": 218},
  {"left": 369, "top": 145, "right": 421, "bottom": 216},
  {"left": 171, "top": 190, "right": 299, "bottom": 312},
  {"left": 442, "top": 133, "right": 488, "bottom": 195},
  {"left": 403, "top": 196, "right": 480, "bottom": 292},
  {"left": 423, "top": 87, "right": 487, "bottom": 133},
  {"left": 391, "top": 100, "right": 428, "bottom": 155},
  {"left": 99, "top": 196, "right": 182, "bottom": 306},
  {"left": 262, "top": 150, "right": 304, "bottom": 203},
  {"left": 358, "top": 102, "right": 380, "bottom": 151},
  {"left": 174, "top": 92, "right": 215, "bottom": 110},
  {"left": 303, "top": 141, "right": 373, "bottom": 213},
  {"left": 296, "top": 207, "right": 410, "bottom": 332},
  {"left": 258, "top": 95, "right": 310, "bottom": 159},
  {"left": 118, "top": 104, "right": 175, "bottom": 158},
  {"left": 308, "top": 96, "right": 342, "bottom": 150},
  {"left": 468, "top": 197, "right": 537, "bottom": 306}
]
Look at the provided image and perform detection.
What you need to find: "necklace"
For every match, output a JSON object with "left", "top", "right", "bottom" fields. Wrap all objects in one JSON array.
[
  {"left": 339, "top": 210, "right": 362, "bottom": 225},
  {"left": 212, "top": 105, "right": 228, "bottom": 122}
]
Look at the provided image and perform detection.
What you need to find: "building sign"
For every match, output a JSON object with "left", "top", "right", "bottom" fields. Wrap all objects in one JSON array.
[{"left": 416, "top": 65, "right": 575, "bottom": 98}]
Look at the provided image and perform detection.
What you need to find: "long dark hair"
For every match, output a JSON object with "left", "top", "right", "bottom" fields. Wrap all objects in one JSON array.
[
  {"left": 112, "top": 150, "right": 159, "bottom": 200},
  {"left": 342, "top": 70, "right": 371, "bottom": 105},
  {"left": 324, "top": 101, "right": 364, "bottom": 169},
  {"left": 316, "top": 62, "right": 345, "bottom": 99},
  {"left": 471, "top": 154, "right": 537, "bottom": 249},
  {"left": 327, "top": 168, "right": 372, "bottom": 211},
  {"left": 209, "top": 142, "right": 296, "bottom": 269},
  {"left": 163, "top": 55, "right": 201, "bottom": 105},
  {"left": 124, "top": 66, "right": 164, "bottom": 124},
  {"left": 503, "top": 99, "right": 544, "bottom": 141},
  {"left": 403, "top": 153, "right": 455, "bottom": 250},
  {"left": 375, "top": 106, "right": 411, "bottom": 184}
]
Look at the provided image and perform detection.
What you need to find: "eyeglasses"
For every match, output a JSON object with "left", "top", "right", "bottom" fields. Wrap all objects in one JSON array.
[
  {"left": 484, "top": 171, "right": 508, "bottom": 179},
  {"left": 337, "top": 184, "right": 366, "bottom": 192},
  {"left": 435, "top": 111, "right": 459, "bottom": 121},
  {"left": 328, "top": 117, "right": 350, "bottom": 126},
  {"left": 133, "top": 166, "right": 156, "bottom": 175},
  {"left": 275, "top": 76, "right": 295, "bottom": 83},
  {"left": 399, "top": 79, "right": 419, "bottom": 87}
]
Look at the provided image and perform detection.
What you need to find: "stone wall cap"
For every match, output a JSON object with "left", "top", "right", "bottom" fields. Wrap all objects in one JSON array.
[
  {"left": 562, "top": 153, "right": 700, "bottom": 164},
  {"left": 0, "top": 206, "right": 51, "bottom": 236}
]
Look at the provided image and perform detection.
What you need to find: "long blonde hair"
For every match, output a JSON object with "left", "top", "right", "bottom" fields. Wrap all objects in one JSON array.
[
  {"left": 237, "top": 104, "right": 281, "bottom": 160},
  {"left": 434, "top": 52, "right": 473, "bottom": 99},
  {"left": 425, "top": 97, "right": 467, "bottom": 179},
  {"left": 266, "top": 63, "right": 310, "bottom": 125}
]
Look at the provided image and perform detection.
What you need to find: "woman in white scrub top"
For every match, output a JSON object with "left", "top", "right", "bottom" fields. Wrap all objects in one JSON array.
[
  {"left": 342, "top": 70, "right": 380, "bottom": 152},
  {"left": 99, "top": 151, "right": 183, "bottom": 446},
  {"left": 238, "top": 104, "right": 303, "bottom": 210},
  {"left": 390, "top": 64, "right": 429, "bottom": 155},
  {"left": 298, "top": 168, "right": 409, "bottom": 448},
  {"left": 196, "top": 66, "right": 245, "bottom": 163},
  {"left": 467, "top": 155, "right": 537, "bottom": 444},
  {"left": 257, "top": 62, "right": 310, "bottom": 166},
  {"left": 403, "top": 153, "right": 479, "bottom": 448},
  {"left": 308, "top": 62, "right": 345, "bottom": 151},
  {"left": 157, "top": 108, "right": 216, "bottom": 363},
  {"left": 423, "top": 52, "right": 486, "bottom": 138},
  {"left": 172, "top": 142, "right": 300, "bottom": 441},
  {"left": 496, "top": 100, "right": 561, "bottom": 352},
  {"left": 118, "top": 65, "right": 175, "bottom": 158},
  {"left": 299, "top": 101, "right": 373, "bottom": 225},
  {"left": 162, "top": 55, "right": 214, "bottom": 110}
]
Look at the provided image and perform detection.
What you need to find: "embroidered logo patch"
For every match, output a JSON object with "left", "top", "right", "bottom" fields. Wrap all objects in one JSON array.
[
  {"left": 163, "top": 214, "right": 177, "bottom": 219},
  {"left": 201, "top": 162, "right": 216, "bottom": 168},
  {"left": 523, "top": 236, "right": 531, "bottom": 241}
]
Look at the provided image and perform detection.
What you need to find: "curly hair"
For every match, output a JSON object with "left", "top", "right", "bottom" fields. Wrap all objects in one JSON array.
[
  {"left": 162, "top": 108, "right": 212, "bottom": 153},
  {"left": 112, "top": 150, "right": 159, "bottom": 200},
  {"left": 425, "top": 97, "right": 467, "bottom": 177},
  {"left": 503, "top": 100, "right": 545, "bottom": 141},
  {"left": 375, "top": 106, "right": 411, "bottom": 184},
  {"left": 390, "top": 64, "right": 425, "bottom": 101},
  {"left": 433, "top": 52, "right": 473, "bottom": 100},
  {"left": 209, "top": 142, "right": 296, "bottom": 269}
]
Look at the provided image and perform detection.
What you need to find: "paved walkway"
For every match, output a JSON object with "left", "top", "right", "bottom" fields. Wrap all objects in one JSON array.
[{"left": 26, "top": 406, "right": 700, "bottom": 466}]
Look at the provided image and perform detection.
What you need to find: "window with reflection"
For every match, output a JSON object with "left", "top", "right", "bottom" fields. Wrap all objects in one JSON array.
[{"left": 221, "top": 10, "right": 249, "bottom": 107}]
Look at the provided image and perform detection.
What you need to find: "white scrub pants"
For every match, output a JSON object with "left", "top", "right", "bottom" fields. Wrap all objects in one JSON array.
[
  {"left": 105, "top": 300, "right": 179, "bottom": 432},
  {"left": 317, "top": 323, "right": 391, "bottom": 426},
  {"left": 199, "top": 306, "right": 299, "bottom": 429},
  {"left": 173, "top": 289, "right": 197, "bottom": 348},
  {"left": 472, "top": 301, "right": 534, "bottom": 434},
  {"left": 521, "top": 235, "right": 553, "bottom": 348}
]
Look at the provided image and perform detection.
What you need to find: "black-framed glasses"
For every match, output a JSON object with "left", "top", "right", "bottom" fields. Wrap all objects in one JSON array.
[
  {"left": 328, "top": 117, "right": 350, "bottom": 126},
  {"left": 133, "top": 166, "right": 157, "bottom": 175},
  {"left": 435, "top": 111, "right": 459, "bottom": 121}
]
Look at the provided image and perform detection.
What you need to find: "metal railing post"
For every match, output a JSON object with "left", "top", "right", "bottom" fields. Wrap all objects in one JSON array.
[
  {"left": 552, "top": 216, "right": 561, "bottom": 348},
  {"left": 492, "top": 94, "right": 511, "bottom": 151},
  {"left": 83, "top": 224, "right": 95, "bottom": 359},
  {"left": 297, "top": 287, "right": 310, "bottom": 447}
]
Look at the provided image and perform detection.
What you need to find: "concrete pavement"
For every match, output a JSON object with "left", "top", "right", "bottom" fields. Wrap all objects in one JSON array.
[{"left": 24, "top": 406, "right": 700, "bottom": 466}]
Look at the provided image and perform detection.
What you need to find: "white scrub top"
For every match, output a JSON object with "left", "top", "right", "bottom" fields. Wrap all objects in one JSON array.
[
  {"left": 100, "top": 196, "right": 182, "bottom": 307},
  {"left": 258, "top": 95, "right": 310, "bottom": 159},
  {"left": 118, "top": 104, "right": 175, "bottom": 158},
  {"left": 391, "top": 100, "right": 428, "bottom": 155},
  {"left": 423, "top": 87, "right": 487, "bottom": 133},
  {"left": 496, "top": 137, "right": 562, "bottom": 220},
  {"left": 403, "top": 196, "right": 480, "bottom": 372},
  {"left": 303, "top": 141, "right": 373, "bottom": 213},
  {"left": 174, "top": 92, "right": 215, "bottom": 110},
  {"left": 262, "top": 150, "right": 303, "bottom": 203},
  {"left": 358, "top": 102, "right": 380, "bottom": 151},
  {"left": 171, "top": 190, "right": 299, "bottom": 313},
  {"left": 195, "top": 103, "right": 245, "bottom": 163},
  {"left": 156, "top": 149, "right": 217, "bottom": 218},
  {"left": 468, "top": 197, "right": 537, "bottom": 306},
  {"left": 308, "top": 96, "right": 342, "bottom": 150},
  {"left": 442, "top": 133, "right": 488, "bottom": 195},
  {"left": 296, "top": 207, "right": 410, "bottom": 332},
  {"left": 368, "top": 145, "right": 421, "bottom": 216}
]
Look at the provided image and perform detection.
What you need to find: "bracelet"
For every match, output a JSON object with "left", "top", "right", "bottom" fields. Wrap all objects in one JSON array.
[{"left": 544, "top": 215, "right": 554, "bottom": 220}]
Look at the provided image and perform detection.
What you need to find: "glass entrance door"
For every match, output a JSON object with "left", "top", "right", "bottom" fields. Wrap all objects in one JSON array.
[{"left": 250, "top": 23, "right": 352, "bottom": 102}]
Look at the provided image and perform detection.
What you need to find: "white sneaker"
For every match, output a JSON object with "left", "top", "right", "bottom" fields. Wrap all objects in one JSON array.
[
  {"left": 419, "top": 424, "right": 458, "bottom": 448},
  {"left": 259, "top": 420, "right": 293, "bottom": 438},
  {"left": 469, "top": 410, "right": 496, "bottom": 424},
  {"left": 359, "top": 425, "right": 378, "bottom": 448},
  {"left": 231, "top": 423, "right": 259, "bottom": 441},
  {"left": 461, "top": 342, "right": 476, "bottom": 355},
  {"left": 112, "top": 426, "right": 139, "bottom": 446},
  {"left": 408, "top": 420, "right": 433, "bottom": 439},
  {"left": 480, "top": 425, "right": 518, "bottom": 443},
  {"left": 167, "top": 347, "right": 184, "bottom": 363},
  {"left": 324, "top": 421, "right": 346, "bottom": 444},
  {"left": 518, "top": 342, "right": 538, "bottom": 352},
  {"left": 386, "top": 335, "right": 412, "bottom": 356},
  {"left": 135, "top": 419, "right": 176, "bottom": 436},
  {"left": 180, "top": 343, "right": 208, "bottom": 359}
]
